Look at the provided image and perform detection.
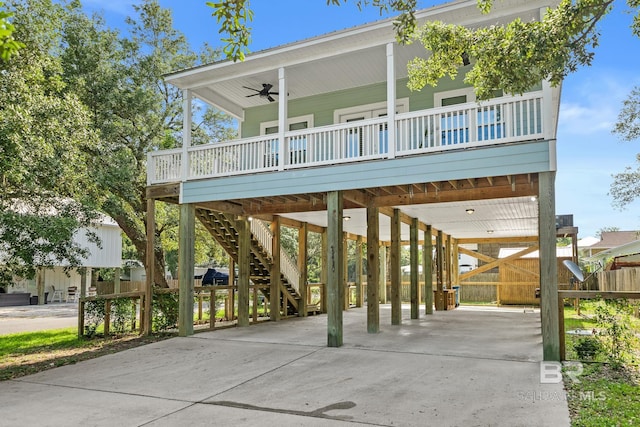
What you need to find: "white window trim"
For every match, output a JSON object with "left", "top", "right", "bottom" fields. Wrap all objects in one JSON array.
[
  {"left": 333, "top": 98, "right": 409, "bottom": 123},
  {"left": 259, "top": 114, "right": 314, "bottom": 135},
  {"left": 434, "top": 88, "right": 476, "bottom": 107}
]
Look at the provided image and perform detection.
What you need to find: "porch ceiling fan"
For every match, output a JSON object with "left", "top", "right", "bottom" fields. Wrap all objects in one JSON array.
[{"left": 243, "top": 83, "right": 278, "bottom": 102}]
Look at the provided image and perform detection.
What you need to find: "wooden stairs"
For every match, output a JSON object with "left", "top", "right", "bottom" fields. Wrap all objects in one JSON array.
[{"left": 196, "top": 209, "right": 302, "bottom": 316}]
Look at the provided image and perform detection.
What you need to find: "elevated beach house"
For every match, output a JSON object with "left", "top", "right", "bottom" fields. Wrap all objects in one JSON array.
[{"left": 146, "top": 0, "right": 562, "bottom": 360}]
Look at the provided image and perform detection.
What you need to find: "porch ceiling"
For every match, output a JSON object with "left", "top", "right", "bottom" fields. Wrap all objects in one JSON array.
[
  {"left": 148, "top": 173, "right": 540, "bottom": 242},
  {"left": 164, "top": 1, "right": 545, "bottom": 118}
]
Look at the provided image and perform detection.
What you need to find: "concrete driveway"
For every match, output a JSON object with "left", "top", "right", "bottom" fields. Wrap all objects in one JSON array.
[
  {"left": 0, "top": 305, "right": 570, "bottom": 426},
  {"left": 0, "top": 303, "right": 78, "bottom": 335}
]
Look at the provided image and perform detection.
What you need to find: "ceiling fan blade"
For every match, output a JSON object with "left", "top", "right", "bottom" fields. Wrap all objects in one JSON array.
[
  {"left": 242, "top": 86, "right": 260, "bottom": 92},
  {"left": 268, "top": 91, "right": 279, "bottom": 96},
  {"left": 267, "top": 95, "right": 275, "bottom": 102},
  {"left": 245, "top": 93, "right": 260, "bottom": 97}
]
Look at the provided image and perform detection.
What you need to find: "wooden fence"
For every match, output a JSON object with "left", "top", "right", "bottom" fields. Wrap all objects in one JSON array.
[{"left": 597, "top": 268, "right": 640, "bottom": 291}]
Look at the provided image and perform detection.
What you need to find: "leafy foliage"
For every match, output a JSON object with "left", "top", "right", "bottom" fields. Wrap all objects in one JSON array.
[
  {"left": 0, "top": 1, "right": 23, "bottom": 60},
  {"left": 594, "top": 299, "right": 638, "bottom": 368},
  {"left": 84, "top": 298, "right": 106, "bottom": 337},
  {"left": 152, "top": 291, "right": 179, "bottom": 332}
]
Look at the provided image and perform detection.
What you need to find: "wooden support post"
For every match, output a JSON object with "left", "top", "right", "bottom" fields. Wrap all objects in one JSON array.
[
  {"left": 237, "top": 216, "right": 250, "bottom": 327},
  {"left": 445, "top": 234, "right": 452, "bottom": 289},
  {"left": 78, "top": 300, "right": 85, "bottom": 338},
  {"left": 298, "top": 222, "right": 308, "bottom": 316},
  {"left": 355, "top": 235, "right": 363, "bottom": 308},
  {"left": 343, "top": 233, "right": 349, "bottom": 310},
  {"left": 36, "top": 267, "right": 45, "bottom": 305},
  {"left": 252, "top": 286, "right": 258, "bottom": 323},
  {"left": 435, "top": 230, "right": 444, "bottom": 310},
  {"left": 424, "top": 227, "right": 433, "bottom": 315},
  {"left": 104, "top": 299, "right": 111, "bottom": 336},
  {"left": 228, "top": 257, "right": 235, "bottom": 320},
  {"left": 178, "top": 203, "right": 195, "bottom": 337},
  {"left": 410, "top": 218, "right": 419, "bottom": 319},
  {"left": 144, "top": 198, "right": 155, "bottom": 335},
  {"left": 326, "top": 191, "right": 344, "bottom": 347},
  {"left": 114, "top": 268, "right": 121, "bottom": 294},
  {"left": 539, "top": 171, "right": 560, "bottom": 361},
  {"left": 558, "top": 295, "right": 566, "bottom": 361},
  {"left": 210, "top": 289, "right": 216, "bottom": 329},
  {"left": 270, "top": 216, "right": 281, "bottom": 321},
  {"left": 379, "top": 245, "right": 387, "bottom": 303},
  {"left": 452, "top": 239, "right": 459, "bottom": 287},
  {"left": 321, "top": 230, "right": 328, "bottom": 313},
  {"left": 367, "top": 207, "right": 380, "bottom": 333},
  {"left": 390, "top": 208, "right": 401, "bottom": 325}
]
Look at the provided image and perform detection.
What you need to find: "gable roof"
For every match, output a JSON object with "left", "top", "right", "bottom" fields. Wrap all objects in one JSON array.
[{"left": 589, "top": 231, "right": 640, "bottom": 249}]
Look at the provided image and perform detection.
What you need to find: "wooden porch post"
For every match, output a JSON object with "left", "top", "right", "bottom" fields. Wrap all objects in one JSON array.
[
  {"left": 228, "top": 257, "right": 235, "bottom": 320},
  {"left": 446, "top": 234, "right": 452, "bottom": 289},
  {"left": 452, "top": 239, "right": 459, "bottom": 287},
  {"left": 355, "top": 235, "right": 363, "bottom": 308},
  {"left": 379, "top": 244, "right": 387, "bottom": 303},
  {"left": 321, "top": 230, "right": 328, "bottom": 313},
  {"left": 539, "top": 171, "right": 560, "bottom": 360},
  {"left": 435, "top": 230, "right": 444, "bottom": 310},
  {"left": 390, "top": 208, "right": 401, "bottom": 325},
  {"left": 424, "top": 226, "right": 433, "bottom": 314},
  {"left": 114, "top": 268, "right": 121, "bottom": 294},
  {"left": 144, "top": 198, "right": 155, "bottom": 335},
  {"left": 343, "top": 233, "right": 349, "bottom": 310},
  {"left": 327, "top": 191, "right": 344, "bottom": 347},
  {"left": 237, "top": 216, "right": 250, "bottom": 327},
  {"left": 367, "top": 206, "right": 380, "bottom": 333},
  {"left": 410, "top": 218, "right": 419, "bottom": 319},
  {"left": 298, "top": 222, "right": 308, "bottom": 317},
  {"left": 270, "top": 216, "right": 281, "bottom": 321},
  {"left": 178, "top": 203, "right": 195, "bottom": 337}
]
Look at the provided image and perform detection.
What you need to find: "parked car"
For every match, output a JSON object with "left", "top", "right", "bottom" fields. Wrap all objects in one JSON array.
[{"left": 201, "top": 268, "right": 229, "bottom": 286}]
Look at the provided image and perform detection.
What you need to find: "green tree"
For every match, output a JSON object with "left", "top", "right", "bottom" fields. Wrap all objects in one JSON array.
[
  {"left": 59, "top": 0, "right": 235, "bottom": 286},
  {"left": 208, "top": 0, "right": 640, "bottom": 100},
  {"left": 611, "top": 87, "right": 640, "bottom": 208},
  {"left": 0, "top": 1, "right": 23, "bottom": 60},
  {"left": 0, "top": 0, "right": 98, "bottom": 284}
]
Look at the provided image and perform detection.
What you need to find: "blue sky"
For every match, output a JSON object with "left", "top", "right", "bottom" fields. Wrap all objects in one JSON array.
[{"left": 82, "top": 0, "right": 640, "bottom": 238}]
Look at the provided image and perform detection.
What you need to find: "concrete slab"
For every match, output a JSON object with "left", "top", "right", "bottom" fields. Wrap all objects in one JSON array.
[{"left": 0, "top": 306, "right": 570, "bottom": 426}]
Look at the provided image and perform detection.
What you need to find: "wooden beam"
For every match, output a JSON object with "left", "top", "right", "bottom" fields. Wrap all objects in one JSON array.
[
  {"left": 178, "top": 203, "right": 195, "bottom": 337},
  {"left": 344, "top": 189, "right": 370, "bottom": 207},
  {"left": 424, "top": 225, "right": 433, "bottom": 315},
  {"left": 539, "top": 171, "right": 560, "bottom": 361},
  {"left": 371, "top": 181, "right": 537, "bottom": 207},
  {"left": 143, "top": 198, "right": 155, "bottom": 335},
  {"left": 457, "top": 236, "right": 539, "bottom": 244},
  {"left": 458, "top": 246, "right": 540, "bottom": 279},
  {"left": 410, "top": 218, "right": 419, "bottom": 319},
  {"left": 327, "top": 191, "right": 344, "bottom": 347},
  {"left": 321, "top": 230, "right": 328, "bottom": 313},
  {"left": 390, "top": 208, "right": 402, "bottom": 325},
  {"left": 196, "top": 201, "right": 244, "bottom": 215},
  {"left": 146, "top": 183, "right": 180, "bottom": 199},
  {"left": 237, "top": 216, "right": 250, "bottom": 327},
  {"left": 270, "top": 216, "right": 281, "bottom": 321},
  {"left": 459, "top": 246, "right": 539, "bottom": 281},
  {"left": 435, "top": 230, "right": 444, "bottom": 310},
  {"left": 298, "top": 222, "right": 308, "bottom": 316},
  {"left": 367, "top": 206, "right": 380, "bottom": 333}
]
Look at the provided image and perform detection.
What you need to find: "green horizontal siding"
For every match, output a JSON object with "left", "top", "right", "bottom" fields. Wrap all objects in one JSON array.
[{"left": 181, "top": 140, "right": 554, "bottom": 204}]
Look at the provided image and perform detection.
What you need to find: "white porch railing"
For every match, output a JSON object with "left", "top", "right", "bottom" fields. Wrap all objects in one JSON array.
[
  {"left": 148, "top": 92, "right": 545, "bottom": 185},
  {"left": 250, "top": 219, "right": 300, "bottom": 294}
]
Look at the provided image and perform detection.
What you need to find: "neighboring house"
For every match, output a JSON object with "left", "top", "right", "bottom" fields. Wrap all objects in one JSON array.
[
  {"left": 9, "top": 215, "right": 122, "bottom": 303},
  {"left": 146, "top": 0, "right": 563, "bottom": 358},
  {"left": 583, "top": 231, "right": 640, "bottom": 258}
]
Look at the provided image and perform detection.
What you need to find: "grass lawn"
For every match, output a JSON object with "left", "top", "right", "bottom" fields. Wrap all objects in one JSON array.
[
  {"left": 0, "top": 328, "right": 173, "bottom": 381},
  {"left": 562, "top": 301, "right": 640, "bottom": 426}
]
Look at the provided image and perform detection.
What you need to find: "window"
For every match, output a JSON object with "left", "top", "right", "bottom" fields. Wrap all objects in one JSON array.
[
  {"left": 259, "top": 115, "right": 314, "bottom": 166},
  {"left": 334, "top": 99, "right": 408, "bottom": 157}
]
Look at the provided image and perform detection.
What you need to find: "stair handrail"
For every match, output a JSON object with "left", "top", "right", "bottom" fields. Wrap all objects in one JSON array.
[{"left": 250, "top": 219, "right": 300, "bottom": 293}]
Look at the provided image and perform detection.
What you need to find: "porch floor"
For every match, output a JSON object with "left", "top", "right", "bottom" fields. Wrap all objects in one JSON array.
[{"left": 0, "top": 305, "right": 569, "bottom": 426}]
